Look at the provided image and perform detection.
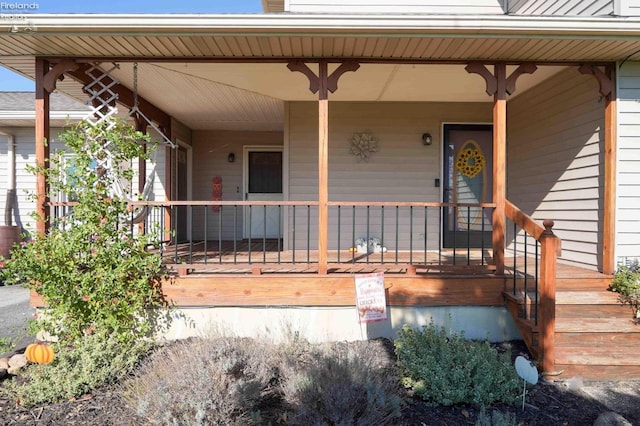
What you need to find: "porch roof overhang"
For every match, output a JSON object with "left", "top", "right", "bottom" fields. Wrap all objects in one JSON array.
[
  {"left": 0, "top": 110, "right": 87, "bottom": 128},
  {"left": 3, "top": 13, "right": 640, "bottom": 61},
  {"left": 3, "top": 13, "right": 637, "bottom": 131}
]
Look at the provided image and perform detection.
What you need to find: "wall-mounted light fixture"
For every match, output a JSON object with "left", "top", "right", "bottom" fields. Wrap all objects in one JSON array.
[
  {"left": 227, "top": 152, "right": 235, "bottom": 163},
  {"left": 422, "top": 133, "right": 433, "bottom": 146}
]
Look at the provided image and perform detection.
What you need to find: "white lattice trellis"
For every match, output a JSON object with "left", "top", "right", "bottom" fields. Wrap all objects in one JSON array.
[
  {"left": 80, "top": 62, "right": 175, "bottom": 184},
  {"left": 83, "top": 63, "right": 120, "bottom": 129},
  {"left": 81, "top": 64, "right": 122, "bottom": 170}
]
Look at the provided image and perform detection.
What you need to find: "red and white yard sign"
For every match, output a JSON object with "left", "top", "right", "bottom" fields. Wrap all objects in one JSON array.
[{"left": 354, "top": 272, "right": 387, "bottom": 323}]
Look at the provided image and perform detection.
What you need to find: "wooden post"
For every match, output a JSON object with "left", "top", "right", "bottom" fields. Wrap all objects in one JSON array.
[
  {"left": 603, "top": 64, "right": 617, "bottom": 275},
  {"left": 164, "top": 125, "right": 173, "bottom": 243},
  {"left": 578, "top": 63, "right": 618, "bottom": 274},
  {"left": 466, "top": 63, "right": 535, "bottom": 275},
  {"left": 539, "top": 219, "right": 558, "bottom": 375},
  {"left": 318, "top": 61, "right": 329, "bottom": 275},
  {"left": 35, "top": 58, "right": 51, "bottom": 236},
  {"left": 287, "top": 60, "right": 359, "bottom": 275},
  {"left": 493, "top": 63, "right": 507, "bottom": 275}
]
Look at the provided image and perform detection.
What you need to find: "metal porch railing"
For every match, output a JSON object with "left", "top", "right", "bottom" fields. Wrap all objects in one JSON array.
[{"left": 51, "top": 200, "right": 497, "bottom": 272}]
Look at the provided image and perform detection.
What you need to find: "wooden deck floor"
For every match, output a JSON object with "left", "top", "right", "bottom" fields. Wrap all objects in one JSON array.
[
  {"left": 160, "top": 239, "right": 604, "bottom": 279},
  {"left": 160, "top": 239, "right": 498, "bottom": 275}
]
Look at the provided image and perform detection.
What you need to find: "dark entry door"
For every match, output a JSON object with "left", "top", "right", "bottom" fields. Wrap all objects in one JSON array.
[
  {"left": 244, "top": 148, "right": 283, "bottom": 238},
  {"left": 443, "top": 124, "right": 493, "bottom": 248}
]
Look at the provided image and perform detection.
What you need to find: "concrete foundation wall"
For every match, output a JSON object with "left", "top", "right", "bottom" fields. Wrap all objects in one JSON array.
[{"left": 162, "top": 305, "right": 521, "bottom": 344}]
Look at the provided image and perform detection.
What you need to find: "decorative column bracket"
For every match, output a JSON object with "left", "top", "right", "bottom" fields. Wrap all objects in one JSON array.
[
  {"left": 43, "top": 59, "right": 79, "bottom": 93},
  {"left": 506, "top": 63, "right": 538, "bottom": 96},
  {"left": 465, "top": 63, "right": 497, "bottom": 96},
  {"left": 578, "top": 64, "right": 612, "bottom": 97},
  {"left": 287, "top": 60, "right": 360, "bottom": 96},
  {"left": 466, "top": 62, "right": 537, "bottom": 96}
]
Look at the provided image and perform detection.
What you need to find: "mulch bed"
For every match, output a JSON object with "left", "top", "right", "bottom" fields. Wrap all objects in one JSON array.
[
  {"left": 0, "top": 379, "right": 617, "bottom": 425},
  {"left": 0, "top": 339, "right": 637, "bottom": 426}
]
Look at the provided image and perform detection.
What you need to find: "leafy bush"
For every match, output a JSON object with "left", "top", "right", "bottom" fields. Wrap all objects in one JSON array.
[
  {"left": 0, "top": 118, "right": 169, "bottom": 345},
  {"left": 394, "top": 322, "right": 520, "bottom": 406},
  {"left": 609, "top": 260, "right": 640, "bottom": 321},
  {"left": 5, "top": 333, "right": 149, "bottom": 407}
]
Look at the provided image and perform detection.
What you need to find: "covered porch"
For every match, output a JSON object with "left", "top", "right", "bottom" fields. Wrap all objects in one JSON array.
[
  {"left": 34, "top": 57, "right": 616, "bottom": 377},
  {"left": 11, "top": 15, "right": 628, "bottom": 377}
]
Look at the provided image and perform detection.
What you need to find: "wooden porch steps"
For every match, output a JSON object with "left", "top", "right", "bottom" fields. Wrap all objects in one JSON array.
[{"left": 504, "top": 270, "right": 640, "bottom": 380}]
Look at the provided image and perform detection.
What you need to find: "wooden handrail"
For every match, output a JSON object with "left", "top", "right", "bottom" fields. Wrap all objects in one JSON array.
[
  {"left": 49, "top": 200, "right": 321, "bottom": 207},
  {"left": 505, "top": 200, "right": 545, "bottom": 241},
  {"left": 329, "top": 201, "right": 496, "bottom": 208},
  {"left": 539, "top": 222, "right": 559, "bottom": 375},
  {"left": 50, "top": 200, "right": 496, "bottom": 208},
  {"left": 506, "top": 199, "right": 560, "bottom": 375}
]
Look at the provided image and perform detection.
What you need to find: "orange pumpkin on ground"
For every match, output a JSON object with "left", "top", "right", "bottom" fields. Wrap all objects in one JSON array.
[{"left": 25, "top": 341, "right": 55, "bottom": 364}]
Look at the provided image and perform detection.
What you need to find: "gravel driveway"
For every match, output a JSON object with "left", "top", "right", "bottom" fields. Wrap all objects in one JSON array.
[{"left": 0, "top": 285, "right": 35, "bottom": 350}]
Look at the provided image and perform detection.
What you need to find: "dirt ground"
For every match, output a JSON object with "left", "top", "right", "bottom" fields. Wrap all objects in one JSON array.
[{"left": 1, "top": 339, "right": 639, "bottom": 425}]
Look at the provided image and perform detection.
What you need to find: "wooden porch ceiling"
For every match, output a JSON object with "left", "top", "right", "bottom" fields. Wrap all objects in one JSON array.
[{"left": 1, "top": 56, "right": 568, "bottom": 131}]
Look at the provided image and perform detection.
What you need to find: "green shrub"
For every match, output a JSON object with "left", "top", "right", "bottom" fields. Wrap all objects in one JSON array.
[
  {"left": 0, "top": 118, "right": 170, "bottom": 345},
  {"left": 394, "top": 322, "right": 520, "bottom": 406},
  {"left": 609, "top": 261, "right": 640, "bottom": 320},
  {"left": 5, "top": 333, "right": 149, "bottom": 407}
]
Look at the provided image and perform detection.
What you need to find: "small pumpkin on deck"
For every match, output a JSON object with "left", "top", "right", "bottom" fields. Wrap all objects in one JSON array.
[{"left": 25, "top": 341, "right": 55, "bottom": 364}]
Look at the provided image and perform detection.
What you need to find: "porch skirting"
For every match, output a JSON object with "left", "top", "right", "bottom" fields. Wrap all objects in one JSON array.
[{"left": 161, "top": 305, "right": 521, "bottom": 343}]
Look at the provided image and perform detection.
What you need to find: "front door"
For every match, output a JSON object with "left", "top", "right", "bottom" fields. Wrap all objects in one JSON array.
[
  {"left": 443, "top": 124, "right": 493, "bottom": 248},
  {"left": 244, "top": 147, "right": 284, "bottom": 239}
]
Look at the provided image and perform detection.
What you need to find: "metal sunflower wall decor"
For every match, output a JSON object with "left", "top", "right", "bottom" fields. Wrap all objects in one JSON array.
[{"left": 350, "top": 132, "right": 378, "bottom": 162}]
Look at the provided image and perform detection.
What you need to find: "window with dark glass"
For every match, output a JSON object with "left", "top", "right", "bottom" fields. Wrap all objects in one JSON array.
[{"left": 248, "top": 151, "right": 282, "bottom": 193}]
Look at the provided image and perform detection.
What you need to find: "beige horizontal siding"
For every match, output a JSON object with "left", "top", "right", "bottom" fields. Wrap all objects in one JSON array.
[
  {"left": 191, "top": 130, "right": 284, "bottom": 241},
  {"left": 616, "top": 61, "right": 640, "bottom": 263},
  {"left": 288, "top": 101, "right": 492, "bottom": 250},
  {"left": 287, "top": 0, "right": 505, "bottom": 14},
  {"left": 615, "top": 0, "right": 640, "bottom": 15},
  {"left": 507, "top": 67, "right": 604, "bottom": 270},
  {"left": 0, "top": 128, "right": 67, "bottom": 233},
  {"left": 509, "top": 0, "right": 613, "bottom": 15}
]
